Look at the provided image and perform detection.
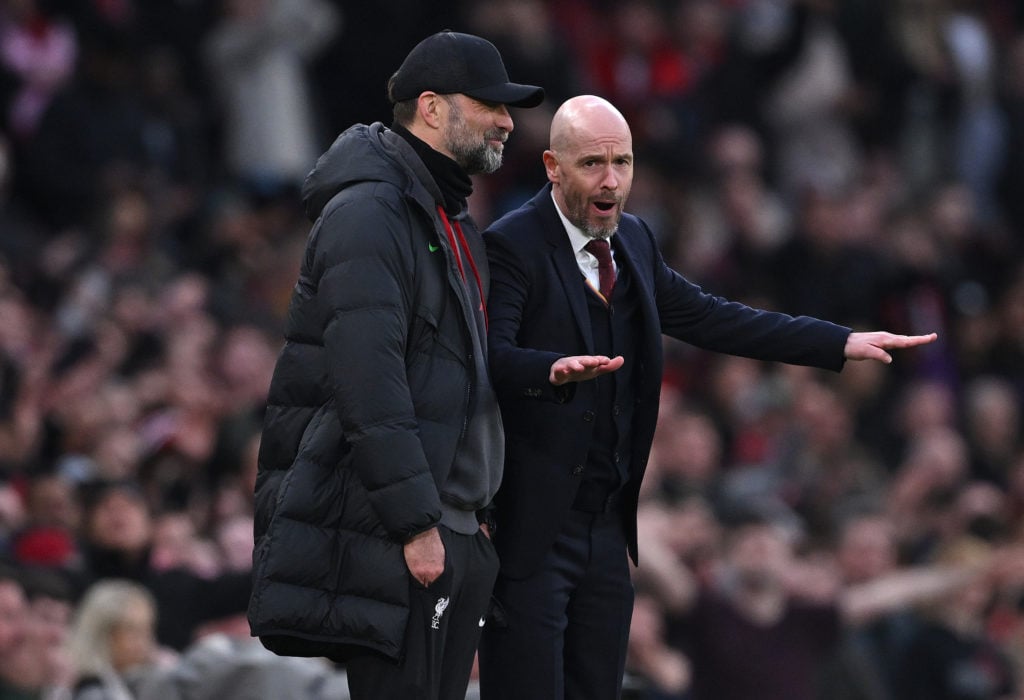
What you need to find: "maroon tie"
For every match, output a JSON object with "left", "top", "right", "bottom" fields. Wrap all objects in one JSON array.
[{"left": 585, "top": 239, "right": 616, "bottom": 301}]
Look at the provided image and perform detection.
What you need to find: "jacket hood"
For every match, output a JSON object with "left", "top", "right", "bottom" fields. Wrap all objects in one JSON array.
[{"left": 301, "top": 122, "right": 443, "bottom": 221}]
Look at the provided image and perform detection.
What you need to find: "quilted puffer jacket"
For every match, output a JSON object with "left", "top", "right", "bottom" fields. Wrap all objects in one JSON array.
[{"left": 247, "top": 122, "right": 503, "bottom": 661}]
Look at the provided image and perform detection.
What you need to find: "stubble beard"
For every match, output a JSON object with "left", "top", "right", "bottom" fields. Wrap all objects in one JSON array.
[
  {"left": 565, "top": 191, "right": 621, "bottom": 240},
  {"left": 444, "top": 103, "right": 505, "bottom": 175}
]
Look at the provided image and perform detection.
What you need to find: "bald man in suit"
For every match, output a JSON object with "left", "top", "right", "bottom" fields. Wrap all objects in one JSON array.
[{"left": 477, "top": 95, "right": 936, "bottom": 700}]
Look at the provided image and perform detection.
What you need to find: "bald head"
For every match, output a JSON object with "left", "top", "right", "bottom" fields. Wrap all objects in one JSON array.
[
  {"left": 544, "top": 96, "right": 633, "bottom": 239},
  {"left": 549, "top": 95, "right": 631, "bottom": 154}
]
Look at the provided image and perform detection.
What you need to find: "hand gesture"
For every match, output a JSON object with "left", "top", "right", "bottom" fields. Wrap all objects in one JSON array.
[
  {"left": 844, "top": 332, "right": 937, "bottom": 364},
  {"left": 549, "top": 355, "right": 625, "bottom": 386}
]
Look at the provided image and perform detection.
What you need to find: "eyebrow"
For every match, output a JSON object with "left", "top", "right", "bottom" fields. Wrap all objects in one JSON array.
[{"left": 576, "top": 152, "right": 633, "bottom": 164}]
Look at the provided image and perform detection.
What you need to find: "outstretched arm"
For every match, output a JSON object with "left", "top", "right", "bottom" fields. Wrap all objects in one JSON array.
[{"left": 844, "top": 332, "right": 937, "bottom": 364}]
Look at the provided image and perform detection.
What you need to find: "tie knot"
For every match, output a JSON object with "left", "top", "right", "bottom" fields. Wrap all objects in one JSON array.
[{"left": 585, "top": 239, "right": 612, "bottom": 264}]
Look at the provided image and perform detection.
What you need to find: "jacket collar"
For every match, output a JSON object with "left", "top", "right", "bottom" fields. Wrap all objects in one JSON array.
[{"left": 526, "top": 184, "right": 657, "bottom": 355}]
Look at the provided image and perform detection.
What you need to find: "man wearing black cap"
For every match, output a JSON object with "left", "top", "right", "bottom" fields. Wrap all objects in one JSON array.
[{"left": 247, "top": 31, "right": 543, "bottom": 700}]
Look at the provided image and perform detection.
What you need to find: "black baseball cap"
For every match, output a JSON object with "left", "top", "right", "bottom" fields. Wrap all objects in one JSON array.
[{"left": 389, "top": 31, "right": 544, "bottom": 108}]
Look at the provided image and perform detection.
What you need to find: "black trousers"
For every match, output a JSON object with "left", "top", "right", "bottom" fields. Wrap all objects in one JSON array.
[
  {"left": 347, "top": 526, "right": 498, "bottom": 700},
  {"left": 478, "top": 507, "right": 635, "bottom": 700}
]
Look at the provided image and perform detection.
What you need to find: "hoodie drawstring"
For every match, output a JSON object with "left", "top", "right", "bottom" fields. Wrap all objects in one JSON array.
[{"left": 438, "top": 206, "right": 488, "bottom": 329}]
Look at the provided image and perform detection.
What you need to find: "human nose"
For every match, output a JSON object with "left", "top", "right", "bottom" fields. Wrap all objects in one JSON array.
[
  {"left": 599, "top": 164, "right": 619, "bottom": 190},
  {"left": 496, "top": 104, "right": 513, "bottom": 133}
]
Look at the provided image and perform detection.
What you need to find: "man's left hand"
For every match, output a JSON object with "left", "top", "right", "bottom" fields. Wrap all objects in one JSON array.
[{"left": 844, "top": 332, "right": 938, "bottom": 364}]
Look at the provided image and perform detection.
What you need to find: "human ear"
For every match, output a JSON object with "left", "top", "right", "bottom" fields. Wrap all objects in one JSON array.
[
  {"left": 542, "top": 149, "right": 559, "bottom": 183},
  {"left": 417, "top": 92, "right": 444, "bottom": 130}
]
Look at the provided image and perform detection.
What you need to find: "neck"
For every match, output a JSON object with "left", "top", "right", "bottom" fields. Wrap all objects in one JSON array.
[
  {"left": 551, "top": 187, "right": 568, "bottom": 218},
  {"left": 394, "top": 123, "right": 473, "bottom": 215},
  {"left": 404, "top": 121, "right": 450, "bottom": 159}
]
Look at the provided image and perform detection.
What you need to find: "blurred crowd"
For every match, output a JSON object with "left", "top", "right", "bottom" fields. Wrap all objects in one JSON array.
[{"left": 0, "top": 0, "right": 1023, "bottom": 698}]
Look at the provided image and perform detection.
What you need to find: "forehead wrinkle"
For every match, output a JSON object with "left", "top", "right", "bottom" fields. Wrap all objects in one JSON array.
[{"left": 574, "top": 137, "right": 632, "bottom": 163}]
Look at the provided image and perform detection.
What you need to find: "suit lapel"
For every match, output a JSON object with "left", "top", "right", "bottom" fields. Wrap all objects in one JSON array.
[
  {"left": 610, "top": 228, "right": 654, "bottom": 319},
  {"left": 535, "top": 188, "right": 596, "bottom": 355},
  {"left": 610, "top": 221, "right": 662, "bottom": 360}
]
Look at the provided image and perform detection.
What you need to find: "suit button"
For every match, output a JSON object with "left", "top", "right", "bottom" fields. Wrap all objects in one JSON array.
[
  {"left": 583, "top": 410, "right": 594, "bottom": 422},
  {"left": 613, "top": 452, "right": 621, "bottom": 464},
  {"left": 571, "top": 464, "right": 584, "bottom": 476},
  {"left": 613, "top": 404, "right": 621, "bottom": 416}
]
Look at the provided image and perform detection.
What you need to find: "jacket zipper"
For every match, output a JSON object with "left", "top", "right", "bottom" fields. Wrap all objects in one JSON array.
[
  {"left": 436, "top": 206, "right": 480, "bottom": 445},
  {"left": 460, "top": 357, "right": 471, "bottom": 443}
]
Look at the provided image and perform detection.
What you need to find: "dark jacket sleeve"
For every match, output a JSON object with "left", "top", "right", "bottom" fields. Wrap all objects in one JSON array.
[
  {"left": 640, "top": 220, "right": 851, "bottom": 370},
  {"left": 485, "top": 224, "right": 575, "bottom": 404},
  {"left": 314, "top": 190, "right": 442, "bottom": 540}
]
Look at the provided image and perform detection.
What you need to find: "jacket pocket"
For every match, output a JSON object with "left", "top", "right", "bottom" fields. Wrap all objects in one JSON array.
[
  {"left": 407, "top": 525, "right": 453, "bottom": 593},
  {"left": 408, "top": 305, "right": 465, "bottom": 365}
]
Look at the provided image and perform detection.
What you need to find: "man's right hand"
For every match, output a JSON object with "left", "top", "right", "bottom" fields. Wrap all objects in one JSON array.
[
  {"left": 404, "top": 526, "right": 445, "bottom": 587},
  {"left": 549, "top": 355, "right": 625, "bottom": 385}
]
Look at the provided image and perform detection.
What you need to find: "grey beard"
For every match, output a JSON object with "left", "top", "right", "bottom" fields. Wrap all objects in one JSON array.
[
  {"left": 582, "top": 224, "right": 617, "bottom": 240},
  {"left": 455, "top": 143, "right": 503, "bottom": 175},
  {"left": 566, "top": 196, "right": 620, "bottom": 239}
]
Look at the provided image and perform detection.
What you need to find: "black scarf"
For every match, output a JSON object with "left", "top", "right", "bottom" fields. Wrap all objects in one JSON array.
[{"left": 393, "top": 123, "right": 473, "bottom": 215}]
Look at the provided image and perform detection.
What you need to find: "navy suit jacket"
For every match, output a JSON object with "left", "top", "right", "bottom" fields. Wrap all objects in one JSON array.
[{"left": 484, "top": 185, "right": 851, "bottom": 579}]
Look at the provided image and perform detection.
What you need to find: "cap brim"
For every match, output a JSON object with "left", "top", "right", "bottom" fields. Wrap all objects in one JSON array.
[{"left": 464, "top": 82, "right": 545, "bottom": 108}]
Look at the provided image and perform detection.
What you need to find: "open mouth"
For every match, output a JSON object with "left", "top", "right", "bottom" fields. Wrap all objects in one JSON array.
[{"left": 593, "top": 201, "right": 616, "bottom": 213}]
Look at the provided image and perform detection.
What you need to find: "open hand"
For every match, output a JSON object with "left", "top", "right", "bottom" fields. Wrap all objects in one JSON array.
[
  {"left": 844, "top": 332, "right": 937, "bottom": 364},
  {"left": 549, "top": 355, "right": 625, "bottom": 385}
]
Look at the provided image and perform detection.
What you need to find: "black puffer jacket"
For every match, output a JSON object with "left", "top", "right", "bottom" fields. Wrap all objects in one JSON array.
[{"left": 248, "top": 122, "right": 502, "bottom": 662}]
